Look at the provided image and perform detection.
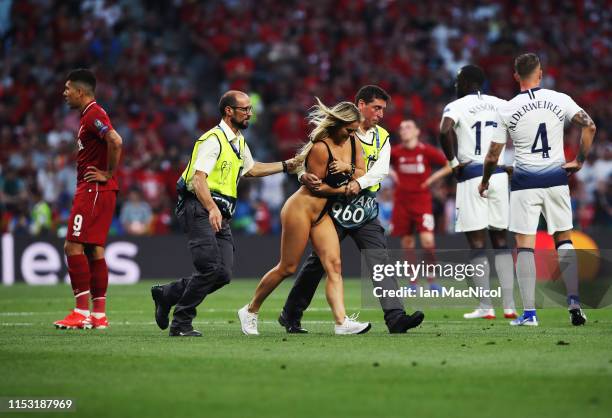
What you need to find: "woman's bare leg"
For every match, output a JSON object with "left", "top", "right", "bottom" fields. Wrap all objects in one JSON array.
[
  {"left": 311, "top": 215, "right": 345, "bottom": 324},
  {"left": 248, "top": 205, "right": 311, "bottom": 313}
]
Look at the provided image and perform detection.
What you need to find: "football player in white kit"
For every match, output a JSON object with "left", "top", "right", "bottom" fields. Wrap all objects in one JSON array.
[
  {"left": 439, "top": 65, "right": 517, "bottom": 320},
  {"left": 479, "top": 53, "right": 596, "bottom": 326}
]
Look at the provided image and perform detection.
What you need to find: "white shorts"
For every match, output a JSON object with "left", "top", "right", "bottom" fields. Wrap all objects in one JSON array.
[
  {"left": 509, "top": 185, "right": 573, "bottom": 235},
  {"left": 455, "top": 173, "right": 509, "bottom": 233}
]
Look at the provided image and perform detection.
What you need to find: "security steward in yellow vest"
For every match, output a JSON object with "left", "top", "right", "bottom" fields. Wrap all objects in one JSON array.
[
  {"left": 279, "top": 86, "right": 425, "bottom": 334},
  {"left": 152, "top": 90, "right": 298, "bottom": 337}
]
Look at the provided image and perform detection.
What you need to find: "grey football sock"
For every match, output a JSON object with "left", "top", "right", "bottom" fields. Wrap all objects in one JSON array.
[
  {"left": 557, "top": 241, "right": 580, "bottom": 309},
  {"left": 495, "top": 249, "right": 516, "bottom": 310},
  {"left": 470, "top": 250, "right": 492, "bottom": 309},
  {"left": 516, "top": 248, "right": 536, "bottom": 311}
]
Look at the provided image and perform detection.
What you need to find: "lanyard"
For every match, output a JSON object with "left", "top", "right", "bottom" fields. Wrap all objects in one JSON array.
[
  {"left": 374, "top": 127, "right": 380, "bottom": 150},
  {"left": 371, "top": 127, "right": 380, "bottom": 159},
  {"left": 217, "top": 125, "right": 241, "bottom": 158}
]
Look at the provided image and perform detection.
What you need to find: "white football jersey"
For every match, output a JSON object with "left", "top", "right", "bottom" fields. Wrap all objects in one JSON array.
[
  {"left": 442, "top": 92, "right": 507, "bottom": 181},
  {"left": 493, "top": 87, "right": 582, "bottom": 190},
  {"left": 443, "top": 93, "right": 507, "bottom": 164}
]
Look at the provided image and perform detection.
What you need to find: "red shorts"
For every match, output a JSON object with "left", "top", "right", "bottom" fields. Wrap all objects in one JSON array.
[
  {"left": 391, "top": 201, "right": 435, "bottom": 236},
  {"left": 67, "top": 187, "right": 117, "bottom": 246}
]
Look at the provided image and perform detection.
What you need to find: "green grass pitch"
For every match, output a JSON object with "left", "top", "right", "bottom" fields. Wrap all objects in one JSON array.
[{"left": 1, "top": 280, "right": 611, "bottom": 418}]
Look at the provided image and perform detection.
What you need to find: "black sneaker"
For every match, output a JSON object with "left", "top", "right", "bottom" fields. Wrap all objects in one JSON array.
[
  {"left": 169, "top": 327, "right": 202, "bottom": 337},
  {"left": 151, "top": 285, "right": 171, "bottom": 330},
  {"left": 569, "top": 308, "right": 587, "bottom": 326},
  {"left": 278, "top": 312, "right": 308, "bottom": 334},
  {"left": 387, "top": 311, "right": 425, "bottom": 334}
]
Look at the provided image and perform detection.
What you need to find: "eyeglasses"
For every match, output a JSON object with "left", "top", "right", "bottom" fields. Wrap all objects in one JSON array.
[{"left": 231, "top": 106, "right": 253, "bottom": 113}]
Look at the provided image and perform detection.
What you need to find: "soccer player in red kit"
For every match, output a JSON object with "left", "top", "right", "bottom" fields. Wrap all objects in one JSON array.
[
  {"left": 54, "top": 69, "right": 123, "bottom": 329},
  {"left": 390, "top": 119, "right": 448, "bottom": 290}
]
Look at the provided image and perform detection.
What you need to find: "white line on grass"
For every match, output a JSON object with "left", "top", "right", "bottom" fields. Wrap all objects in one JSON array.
[
  {"left": 1, "top": 320, "right": 346, "bottom": 327},
  {"left": 0, "top": 310, "right": 147, "bottom": 316},
  {"left": 0, "top": 308, "right": 338, "bottom": 316}
]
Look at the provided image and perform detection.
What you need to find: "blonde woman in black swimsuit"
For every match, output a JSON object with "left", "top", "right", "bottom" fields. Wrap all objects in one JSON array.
[{"left": 238, "top": 99, "right": 372, "bottom": 335}]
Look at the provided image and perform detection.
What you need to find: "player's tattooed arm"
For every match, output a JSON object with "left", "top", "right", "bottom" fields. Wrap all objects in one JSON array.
[
  {"left": 570, "top": 110, "right": 597, "bottom": 163},
  {"left": 571, "top": 110, "right": 596, "bottom": 129},
  {"left": 479, "top": 142, "right": 504, "bottom": 197},
  {"left": 564, "top": 110, "right": 597, "bottom": 173}
]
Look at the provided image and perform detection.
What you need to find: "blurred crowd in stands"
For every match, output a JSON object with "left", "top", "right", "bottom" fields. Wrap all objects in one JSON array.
[{"left": 1, "top": 0, "right": 610, "bottom": 237}]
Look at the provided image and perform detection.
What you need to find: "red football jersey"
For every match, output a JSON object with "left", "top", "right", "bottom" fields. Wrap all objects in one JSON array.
[
  {"left": 390, "top": 142, "right": 447, "bottom": 195},
  {"left": 76, "top": 101, "right": 118, "bottom": 194}
]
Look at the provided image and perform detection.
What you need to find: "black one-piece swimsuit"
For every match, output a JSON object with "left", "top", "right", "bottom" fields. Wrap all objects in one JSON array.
[{"left": 310, "top": 136, "right": 356, "bottom": 224}]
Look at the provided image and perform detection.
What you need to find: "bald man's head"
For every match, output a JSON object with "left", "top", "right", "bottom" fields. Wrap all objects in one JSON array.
[
  {"left": 219, "top": 90, "right": 249, "bottom": 117},
  {"left": 219, "top": 90, "right": 252, "bottom": 130}
]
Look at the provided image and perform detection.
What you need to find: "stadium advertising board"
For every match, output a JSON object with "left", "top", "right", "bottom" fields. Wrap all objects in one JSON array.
[{"left": 3, "top": 231, "right": 611, "bottom": 286}]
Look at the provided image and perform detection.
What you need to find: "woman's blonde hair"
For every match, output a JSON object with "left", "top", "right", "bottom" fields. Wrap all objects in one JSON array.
[{"left": 296, "top": 98, "right": 361, "bottom": 160}]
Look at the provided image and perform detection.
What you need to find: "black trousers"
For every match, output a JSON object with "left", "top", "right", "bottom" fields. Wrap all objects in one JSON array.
[
  {"left": 162, "top": 195, "right": 234, "bottom": 330},
  {"left": 281, "top": 218, "right": 406, "bottom": 326}
]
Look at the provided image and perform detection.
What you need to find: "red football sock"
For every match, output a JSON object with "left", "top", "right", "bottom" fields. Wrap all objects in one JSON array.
[
  {"left": 67, "top": 254, "right": 91, "bottom": 311},
  {"left": 92, "top": 298, "right": 106, "bottom": 315},
  {"left": 89, "top": 258, "right": 108, "bottom": 314},
  {"left": 423, "top": 248, "right": 437, "bottom": 283},
  {"left": 423, "top": 247, "right": 437, "bottom": 264},
  {"left": 404, "top": 248, "right": 417, "bottom": 264},
  {"left": 403, "top": 248, "right": 418, "bottom": 285}
]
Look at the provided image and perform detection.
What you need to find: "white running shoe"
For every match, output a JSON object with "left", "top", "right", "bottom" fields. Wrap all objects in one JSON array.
[
  {"left": 463, "top": 308, "right": 496, "bottom": 319},
  {"left": 503, "top": 309, "right": 518, "bottom": 319},
  {"left": 510, "top": 313, "right": 539, "bottom": 326},
  {"left": 334, "top": 313, "right": 371, "bottom": 335},
  {"left": 238, "top": 305, "right": 259, "bottom": 335}
]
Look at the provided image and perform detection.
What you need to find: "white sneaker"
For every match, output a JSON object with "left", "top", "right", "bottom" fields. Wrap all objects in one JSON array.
[
  {"left": 334, "top": 313, "right": 371, "bottom": 335},
  {"left": 463, "top": 308, "right": 496, "bottom": 319},
  {"left": 503, "top": 308, "right": 518, "bottom": 319},
  {"left": 238, "top": 305, "right": 259, "bottom": 335},
  {"left": 510, "top": 313, "right": 538, "bottom": 326}
]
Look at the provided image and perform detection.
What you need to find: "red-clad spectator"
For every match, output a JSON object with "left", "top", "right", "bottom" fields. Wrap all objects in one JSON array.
[
  {"left": 272, "top": 110, "right": 308, "bottom": 160},
  {"left": 0, "top": 0, "right": 608, "bottom": 237},
  {"left": 133, "top": 160, "right": 166, "bottom": 206},
  {"left": 161, "top": 157, "right": 183, "bottom": 201},
  {"left": 150, "top": 195, "right": 174, "bottom": 235},
  {"left": 254, "top": 200, "right": 271, "bottom": 235}
]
